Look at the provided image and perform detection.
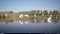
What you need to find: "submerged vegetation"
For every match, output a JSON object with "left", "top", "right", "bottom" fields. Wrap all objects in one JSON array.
[{"left": 0, "top": 10, "right": 60, "bottom": 21}]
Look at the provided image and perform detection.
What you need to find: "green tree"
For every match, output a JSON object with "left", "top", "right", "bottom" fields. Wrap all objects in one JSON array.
[
  {"left": 52, "top": 10, "right": 59, "bottom": 15},
  {"left": 43, "top": 10, "right": 48, "bottom": 15},
  {"left": 9, "top": 11, "right": 14, "bottom": 13}
]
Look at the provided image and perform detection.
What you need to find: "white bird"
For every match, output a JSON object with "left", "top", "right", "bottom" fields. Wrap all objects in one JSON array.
[
  {"left": 47, "top": 15, "right": 52, "bottom": 23},
  {"left": 24, "top": 14, "right": 29, "bottom": 17},
  {"left": 5, "top": 13, "right": 8, "bottom": 17},
  {"left": 34, "top": 15, "right": 36, "bottom": 17},
  {"left": 19, "top": 14, "right": 23, "bottom": 18}
]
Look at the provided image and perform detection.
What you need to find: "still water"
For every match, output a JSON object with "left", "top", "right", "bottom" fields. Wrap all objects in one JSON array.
[{"left": 0, "top": 19, "right": 60, "bottom": 33}]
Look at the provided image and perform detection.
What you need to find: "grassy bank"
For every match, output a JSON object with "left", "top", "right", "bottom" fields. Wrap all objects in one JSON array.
[{"left": 0, "top": 10, "right": 60, "bottom": 21}]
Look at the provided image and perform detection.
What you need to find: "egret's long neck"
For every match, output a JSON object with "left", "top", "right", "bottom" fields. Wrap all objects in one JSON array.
[
  {"left": 50, "top": 15, "right": 52, "bottom": 17},
  {"left": 49, "top": 15, "right": 52, "bottom": 18},
  {"left": 49, "top": 16, "right": 51, "bottom": 18}
]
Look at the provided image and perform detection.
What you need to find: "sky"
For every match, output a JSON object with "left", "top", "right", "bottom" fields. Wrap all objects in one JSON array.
[{"left": 0, "top": 0, "right": 60, "bottom": 12}]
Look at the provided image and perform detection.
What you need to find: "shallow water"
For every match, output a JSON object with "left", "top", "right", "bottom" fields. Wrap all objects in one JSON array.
[{"left": 0, "top": 19, "right": 60, "bottom": 33}]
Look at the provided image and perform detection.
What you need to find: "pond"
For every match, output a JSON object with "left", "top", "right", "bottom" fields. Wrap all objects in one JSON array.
[{"left": 0, "top": 19, "right": 60, "bottom": 33}]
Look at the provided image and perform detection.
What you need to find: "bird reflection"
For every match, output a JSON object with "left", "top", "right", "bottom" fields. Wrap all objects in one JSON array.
[
  {"left": 34, "top": 19, "right": 36, "bottom": 22},
  {"left": 42, "top": 19, "right": 44, "bottom": 23},
  {"left": 24, "top": 20, "right": 29, "bottom": 24},
  {"left": 18, "top": 20, "right": 29, "bottom": 24},
  {"left": 18, "top": 20, "right": 23, "bottom": 24}
]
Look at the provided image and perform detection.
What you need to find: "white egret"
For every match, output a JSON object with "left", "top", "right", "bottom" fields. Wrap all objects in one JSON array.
[
  {"left": 24, "top": 14, "right": 29, "bottom": 17},
  {"left": 47, "top": 15, "right": 52, "bottom": 23},
  {"left": 34, "top": 15, "right": 36, "bottom": 17},
  {"left": 19, "top": 14, "right": 23, "bottom": 18},
  {"left": 5, "top": 13, "right": 8, "bottom": 17}
]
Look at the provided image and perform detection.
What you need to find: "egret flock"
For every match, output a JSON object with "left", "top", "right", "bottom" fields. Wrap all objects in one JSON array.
[{"left": 5, "top": 13, "right": 52, "bottom": 24}]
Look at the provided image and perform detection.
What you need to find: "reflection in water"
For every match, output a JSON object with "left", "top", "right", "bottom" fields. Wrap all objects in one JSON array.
[
  {"left": 0, "top": 20, "right": 14, "bottom": 25},
  {"left": 18, "top": 20, "right": 23, "bottom": 24},
  {"left": 34, "top": 19, "right": 36, "bottom": 22},
  {"left": 24, "top": 20, "right": 29, "bottom": 24},
  {"left": 18, "top": 20, "right": 29, "bottom": 24},
  {"left": 52, "top": 18, "right": 59, "bottom": 23},
  {"left": 52, "top": 16, "right": 60, "bottom": 23},
  {"left": 42, "top": 20, "right": 44, "bottom": 23},
  {"left": 0, "top": 16, "right": 60, "bottom": 33},
  {"left": 0, "top": 17, "right": 60, "bottom": 24},
  {"left": 42, "top": 19, "right": 47, "bottom": 23},
  {"left": 18, "top": 18, "right": 59, "bottom": 24}
]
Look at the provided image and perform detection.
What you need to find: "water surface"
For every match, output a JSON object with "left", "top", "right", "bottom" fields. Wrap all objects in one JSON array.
[{"left": 0, "top": 19, "right": 60, "bottom": 33}]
